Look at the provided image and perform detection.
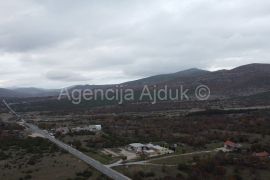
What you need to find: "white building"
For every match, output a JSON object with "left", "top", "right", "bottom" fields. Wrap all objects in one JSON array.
[
  {"left": 127, "top": 143, "right": 145, "bottom": 152},
  {"left": 146, "top": 143, "right": 173, "bottom": 154},
  {"left": 142, "top": 149, "right": 156, "bottom": 156},
  {"left": 89, "top": 125, "right": 102, "bottom": 131},
  {"left": 72, "top": 125, "right": 102, "bottom": 132},
  {"left": 127, "top": 143, "right": 173, "bottom": 155}
]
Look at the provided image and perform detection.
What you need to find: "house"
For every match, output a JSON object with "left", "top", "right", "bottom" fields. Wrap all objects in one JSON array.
[
  {"left": 138, "top": 149, "right": 156, "bottom": 157},
  {"left": 72, "top": 127, "right": 84, "bottom": 132},
  {"left": 55, "top": 127, "right": 69, "bottom": 135},
  {"left": 224, "top": 140, "right": 241, "bottom": 151},
  {"left": 253, "top": 151, "right": 270, "bottom": 160},
  {"left": 72, "top": 125, "right": 102, "bottom": 132},
  {"left": 127, "top": 143, "right": 145, "bottom": 152},
  {"left": 127, "top": 142, "right": 174, "bottom": 156},
  {"left": 88, "top": 125, "right": 102, "bottom": 131},
  {"left": 146, "top": 143, "right": 163, "bottom": 153},
  {"left": 145, "top": 143, "right": 173, "bottom": 154}
]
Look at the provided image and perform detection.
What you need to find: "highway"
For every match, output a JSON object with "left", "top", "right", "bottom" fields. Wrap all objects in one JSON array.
[{"left": 2, "top": 100, "right": 131, "bottom": 180}]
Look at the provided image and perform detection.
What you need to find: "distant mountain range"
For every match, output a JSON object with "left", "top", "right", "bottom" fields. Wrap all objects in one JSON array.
[
  {"left": 0, "top": 87, "right": 59, "bottom": 98},
  {"left": 1, "top": 63, "right": 270, "bottom": 99},
  {"left": 122, "top": 68, "right": 210, "bottom": 87},
  {"left": 122, "top": 63, "right": 270, "bottom": 97}
]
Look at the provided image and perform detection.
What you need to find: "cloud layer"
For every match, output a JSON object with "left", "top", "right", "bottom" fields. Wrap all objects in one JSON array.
[{"left": 0, "top": 0, "right": 270, "bottom": 88}]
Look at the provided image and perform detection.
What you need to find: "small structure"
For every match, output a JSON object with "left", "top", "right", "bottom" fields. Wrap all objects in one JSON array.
[
  {"left": 127, "top": 143, "right": 173, "bottom": 157},
  {"left": 89, "top": 125, "right": 102, "bottom": 131},
  {"left": 28, "top": 133, "right": 45, "bottom": 138},
  {"left": 143, "top": 149, "right": 156, "bottom": 156},
  {"left": 146, "top": 143, "right": 173, "bottom": 154},
  {"left": 55, "top": 127, "right": 69, "bottom": 135},
  {"left": 72, "top": 125, "right": 102, "bottom": 132},
  {"left": 127, "top": 143, "right": 145, "bottom": 152},
  {"left": 224, "top": 140, "right": 241, "bottom": 151},
  {"left": 253, "top": 151, "right": 270, "bottom": 160}
]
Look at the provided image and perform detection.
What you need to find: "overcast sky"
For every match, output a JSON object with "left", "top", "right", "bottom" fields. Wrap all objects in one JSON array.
[{"left": 0, "top": 0, "right": 270, "bottom": 88}]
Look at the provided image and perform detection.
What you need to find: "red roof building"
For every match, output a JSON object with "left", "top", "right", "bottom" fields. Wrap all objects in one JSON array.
[
  {"left": 224, "top": 140, "right": 241, "bottom": 150},
  {"left": 253, "top": 151, "right": 269, "bottom": 159},
  {"left": 224, "top": 140, "right": 236, "bottom": 147}
]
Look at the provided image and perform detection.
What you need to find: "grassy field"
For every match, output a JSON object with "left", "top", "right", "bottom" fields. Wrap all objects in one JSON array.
[
  {"left": 0, "top": 152, "right": 107, "bottom": 180},
  {"left": 113, "top": 164, "right": 180, "bottom": 180},
  {"left": 60, "top": 134, "right": 121, "bottom": 164},
  {"left": 149, "top": 151, "right": 216, "bottom": 165}
]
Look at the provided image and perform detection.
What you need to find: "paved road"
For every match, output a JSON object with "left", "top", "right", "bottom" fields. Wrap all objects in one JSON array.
[{"left": 2, "top": 100, "right": 131, "bottom": 180}]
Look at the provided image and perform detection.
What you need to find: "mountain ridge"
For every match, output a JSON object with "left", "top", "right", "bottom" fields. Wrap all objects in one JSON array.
[{"left": 1, "top": 63, "right": 270, "bottom": 98}]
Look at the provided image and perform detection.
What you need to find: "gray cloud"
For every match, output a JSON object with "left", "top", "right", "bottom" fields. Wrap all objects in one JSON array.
[
  {"left": 46, "top": 70, "right": 90, "bottom": 82},
  {"left": 0, "top": 0, "right": 270, "bottom": 88}
]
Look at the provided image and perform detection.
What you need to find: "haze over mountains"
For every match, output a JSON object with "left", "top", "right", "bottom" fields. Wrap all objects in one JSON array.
[
  {"left": 0, "top": 87, "right": 59, "bottom": 98},
  {"left": 1, "top": 63, "right": 270, "bottom": 98}
]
